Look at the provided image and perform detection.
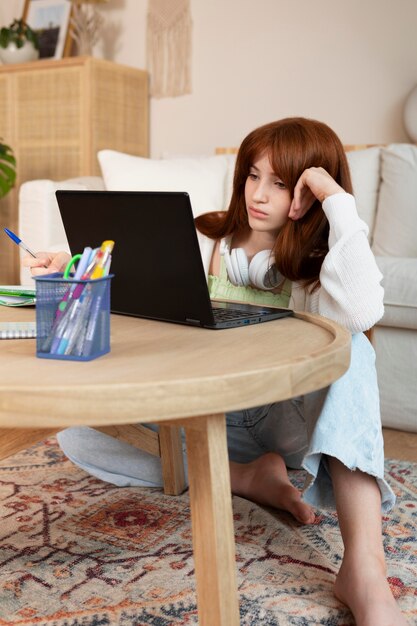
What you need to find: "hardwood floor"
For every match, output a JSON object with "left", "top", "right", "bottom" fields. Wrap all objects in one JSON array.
[
  {"left": 0, "top": 427, "right": 416, "bottom": 463},
  {"left": 383, "top": 427, "right": 417, "bottom": 462}
]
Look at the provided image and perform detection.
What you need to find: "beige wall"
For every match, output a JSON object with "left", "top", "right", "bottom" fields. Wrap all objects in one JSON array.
[{"left": 3, "top": 0, "right": 417, "bottom": 157}]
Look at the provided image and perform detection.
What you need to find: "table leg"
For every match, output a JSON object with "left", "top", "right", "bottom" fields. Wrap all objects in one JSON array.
[
  {"left": 0, "top": 427, "right": 60, "bottom": 460},
  {"left": 184, "top": 413, "right": 240, "bottom": 626},
  {"left": 159, "top": 425, "right": 186, "bottom": 495},
  {"left": 96, "top": 424, "right": 186, "bottom": 496}
]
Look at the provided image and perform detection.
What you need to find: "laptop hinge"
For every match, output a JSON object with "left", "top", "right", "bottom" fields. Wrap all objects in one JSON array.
[{"left": 186, "top": 318, "right": 201, "bottom": 326}]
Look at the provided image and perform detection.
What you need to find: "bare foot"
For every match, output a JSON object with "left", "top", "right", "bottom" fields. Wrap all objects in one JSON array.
[
  {"left": 230, "top": 452, "right": 315, "bottom": 524},
  {"left": 334, "top": 553, "right": 409, "bottom": 626}
]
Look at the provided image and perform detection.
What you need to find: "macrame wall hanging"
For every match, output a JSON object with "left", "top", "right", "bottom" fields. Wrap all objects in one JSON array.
[{"left": 146, "top": 0, "right": 192, "bottom": 98}]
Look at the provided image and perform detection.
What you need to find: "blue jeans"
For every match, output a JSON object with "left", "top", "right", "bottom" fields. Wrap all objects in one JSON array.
[{"left": 57, "top": 333, "right": 395, "bottom": 512}]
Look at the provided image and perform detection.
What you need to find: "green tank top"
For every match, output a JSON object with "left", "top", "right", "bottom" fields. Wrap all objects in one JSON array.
[{"left": 208, "top": 257, "right": 292, "bottom": 308}]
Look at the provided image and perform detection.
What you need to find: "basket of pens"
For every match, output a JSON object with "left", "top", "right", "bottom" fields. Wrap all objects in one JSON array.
[{"left": 35, "top": 241, "right": 114, "bottom": 361}]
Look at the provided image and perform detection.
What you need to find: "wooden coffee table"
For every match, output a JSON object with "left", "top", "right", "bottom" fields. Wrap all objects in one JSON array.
[{"left": 0, "top": 306, "right": 350, "bottom": 625}]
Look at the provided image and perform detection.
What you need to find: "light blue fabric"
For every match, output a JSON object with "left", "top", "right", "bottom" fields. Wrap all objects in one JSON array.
[
  {"left": 57, "top": 333, "right": 395, "bottom": 512},
  {"left": 225, "top": 333, "right": 395, "bottom": 512}
]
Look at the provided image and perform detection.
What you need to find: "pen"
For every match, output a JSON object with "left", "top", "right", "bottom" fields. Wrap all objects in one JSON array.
[
  {"left": 63, "top": 247, "right": 93, "bottom": 282},
  {"left": 41, "top": 247, "right": 94, "bottom": 353},
  {"left": 49, "top": 245, "right": 111, "bottom": 355},
  {"left": 62, "top": 290, "right": 93, "bottom": 355},
  {"left": 81, "top": 281, "right": 107, "bottom": 356},
  {"left": 80, "top": 256, "right": 112, "bottom": 356},
  {"left": 90, "top": 240, "right": 114, "bottom": 279},
  {"left": 45, "top": 241, "right": 115, "bottom": 358},
  {"left": 4, "top": 228, "right": 37, "bottom": 258},
  {"left": 50, "top": 298, "right": 81, "bottom": 354},
  {"left": 69, "top": 241, "right": 113, "bottom": 301},
  {"left": 58, "top": 246, "right": 93, "bottom": 316}
]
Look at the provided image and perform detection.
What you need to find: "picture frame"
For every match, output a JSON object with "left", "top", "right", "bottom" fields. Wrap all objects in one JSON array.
[{"left": 22, "top": 0, "right": 73, "bottom": 60}]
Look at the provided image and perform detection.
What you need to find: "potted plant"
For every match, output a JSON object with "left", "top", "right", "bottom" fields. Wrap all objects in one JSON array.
[
  {"left": 0, "top": 141, "right": 16, "bottom": 198},
  {"left": 0, "top": 19, "right": 39, "bottom": 65}
]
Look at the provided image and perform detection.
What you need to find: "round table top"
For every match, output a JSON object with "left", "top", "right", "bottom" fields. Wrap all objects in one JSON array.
[{"left": 0, "top": 307, "right": 350, "bottom": 428}]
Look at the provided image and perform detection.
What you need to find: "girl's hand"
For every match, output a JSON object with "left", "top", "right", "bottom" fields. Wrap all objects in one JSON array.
[
  {"left": 22, "top": 251, "right": 71, "bottom": 276},
  {"left": 289, "top": 167, "right": 345, "bottom": 220}
]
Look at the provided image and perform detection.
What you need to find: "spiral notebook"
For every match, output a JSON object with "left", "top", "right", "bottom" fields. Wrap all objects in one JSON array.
[{"left": 0, "top": 321, "right": 37, "bottom": 339}]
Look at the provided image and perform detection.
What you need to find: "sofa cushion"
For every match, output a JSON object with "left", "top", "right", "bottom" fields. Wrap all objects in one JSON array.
[
  {"left": 162, "top": 151, "right": 236, "bottom": 211},
  {"left": 64, "top": 176, "right": 105, "bottom": 191},
  {"left": 372, "top": 144, "right": 417, "bottom": 256},
  {"left": 18, "top": 178, "right": 102, "bottom": 285},
  {"left": 345, "top": 147, "right": 381, "bottom": 237},
  {"left": 375, "top": 256, "right": 417, "bottom": 330},
  {"left": 373, "top": 325, "right": 417, "bottom": 431},
  {"left": 98, "top": 150, "right": 229, "bottom": 217},
  {"left": 222, "top": 154, "right": 237, "bottom": 209}
]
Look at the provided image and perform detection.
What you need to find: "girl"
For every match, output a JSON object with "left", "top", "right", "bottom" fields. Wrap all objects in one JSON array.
[{"left": 24, "top": 118, "right": 408, "bottom": 626}]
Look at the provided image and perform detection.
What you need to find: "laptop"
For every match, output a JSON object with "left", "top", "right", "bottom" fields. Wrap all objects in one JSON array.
[{"left": 55, "top": 190, "right": 293, "bottom": 329}]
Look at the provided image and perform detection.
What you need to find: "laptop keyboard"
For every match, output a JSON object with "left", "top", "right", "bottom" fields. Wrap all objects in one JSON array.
[{"left": 212, "top": 306, "right": 268, "bottom": 322}]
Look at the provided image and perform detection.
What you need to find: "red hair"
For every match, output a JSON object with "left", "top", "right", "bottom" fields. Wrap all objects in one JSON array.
[{"left": 195, "top": 117, "right": 353, "bottom": 289}]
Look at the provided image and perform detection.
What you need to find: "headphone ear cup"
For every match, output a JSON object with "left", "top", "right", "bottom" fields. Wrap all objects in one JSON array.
[
  {"left": 222, "top": 242, "right": 240, "bottom": 286},
  {"left": 249, "top": 250, "right": 281, "bottom": 290},
  {"left": 231, "top": 247, "right": 249, "bottom": 286},
  {"left": 222, "top": 239, "right": 279, "bottom": 288}
]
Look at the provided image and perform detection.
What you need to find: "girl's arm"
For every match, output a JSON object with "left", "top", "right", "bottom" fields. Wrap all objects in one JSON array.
[
  {"left": 22, "top": 251, "right": 71, "bottom": 276},
  {"left": 289, "top": 166, "right": 344, "bottom": 219},
  {"left": 290, "top": 167, "right": 384, "bottom": 333},
  {"left": 312, "top": 192, "right": 384, "bottom": 333}
]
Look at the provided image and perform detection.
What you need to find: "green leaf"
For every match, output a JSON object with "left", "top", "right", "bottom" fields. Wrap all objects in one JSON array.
[
  {"left": 0, "top": 153, "right": 16, "bottom": 166},
  {"left": 0, "top": 161, "right": 16, "bottom": 182},
  {"left": 0, "top": 141, "right": 16, "bottom": 198},
  {"left": 0, "top": 29, "right": 10, "bottom": 48},
  {"left": 0, "top": 19, "right": 39, "bottom": 51},
  {"left": 0, "top": 176, "right": 10, "bottom": 197}
]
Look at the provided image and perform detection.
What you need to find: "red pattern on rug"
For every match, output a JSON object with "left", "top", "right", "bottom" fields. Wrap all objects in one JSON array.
[{"left": 0, "top": 438, "right": 416, "bottom": 625}]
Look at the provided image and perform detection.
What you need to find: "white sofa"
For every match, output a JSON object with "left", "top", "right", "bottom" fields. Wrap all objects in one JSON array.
[{"left": 18, "top": 146, "right": 417, "bottom": 433}]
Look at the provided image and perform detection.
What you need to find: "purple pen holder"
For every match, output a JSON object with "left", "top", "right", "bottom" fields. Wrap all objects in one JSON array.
[{"left": 35, "top": 273, "right": 113, "bottom": 361}]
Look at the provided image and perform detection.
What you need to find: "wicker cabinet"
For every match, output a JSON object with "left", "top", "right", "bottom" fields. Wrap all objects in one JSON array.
[{"left": 0, "top": 56, "right": 149, "bottom": 283}]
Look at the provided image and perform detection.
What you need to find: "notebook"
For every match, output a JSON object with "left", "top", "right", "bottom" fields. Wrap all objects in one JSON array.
[
  {"left": 55, "top": 190, "right": 293, "bottom": 329},
  {"left": 0, "top": 321, "right": 36, "bottom": 339},
  {"left": 0, "top": 286, "right": 36, "bottom": 307}
]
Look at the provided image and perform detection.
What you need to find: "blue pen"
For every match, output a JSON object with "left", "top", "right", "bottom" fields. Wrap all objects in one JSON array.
[{"left": 4, "top": 228, "right": 37, "bottom": 258}]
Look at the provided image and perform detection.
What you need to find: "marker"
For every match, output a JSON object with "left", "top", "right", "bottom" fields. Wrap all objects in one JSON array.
[
  {"left": 3, "top": 228, "right": 37, "bottom": 258},
  {"left": 90, "top": 240, "right": 115, "bottom": 279}
]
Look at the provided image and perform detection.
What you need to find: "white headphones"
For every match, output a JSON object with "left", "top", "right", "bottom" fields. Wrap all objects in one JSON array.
[{"left": 220, "top": 238, "right": 283, "bottom": 290}]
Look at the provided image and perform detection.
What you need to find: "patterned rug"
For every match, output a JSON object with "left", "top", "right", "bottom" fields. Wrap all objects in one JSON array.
[{"left": 0, "top": 438, "right": 416, "bottom": 626}]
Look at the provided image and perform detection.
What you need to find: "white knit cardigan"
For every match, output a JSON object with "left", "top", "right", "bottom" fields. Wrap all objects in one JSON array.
[{"left": 196, "top": 193, "right": 384, "bottom": 334}]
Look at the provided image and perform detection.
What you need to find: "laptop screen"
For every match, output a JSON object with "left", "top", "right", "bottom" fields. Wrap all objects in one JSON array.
[{"left": 56, "top": 190, "right": 215, "bottom": 325}]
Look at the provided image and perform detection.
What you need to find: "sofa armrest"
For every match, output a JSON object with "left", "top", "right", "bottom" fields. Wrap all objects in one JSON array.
[{"left": 18, "top": 177, "right": 105, "bottom": 285}]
